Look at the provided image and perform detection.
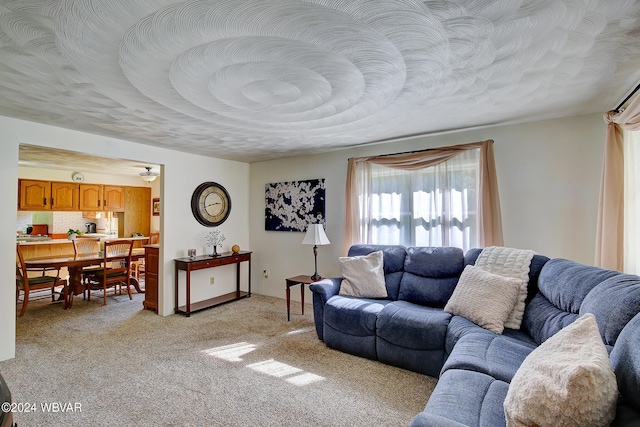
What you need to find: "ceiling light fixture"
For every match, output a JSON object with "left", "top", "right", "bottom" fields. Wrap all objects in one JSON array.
[{"left": 139, "top": 166, "right": 158, "bottom": 182}]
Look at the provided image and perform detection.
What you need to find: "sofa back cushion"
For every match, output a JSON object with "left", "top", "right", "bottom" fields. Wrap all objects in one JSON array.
[
  {"left": 580, "top": 274, "right": 640, "bottom": 347},
  {"left": 347, "top": 245, "right": 406, "bottom": 300},
  {"left": 523, "top": 258, "right": 621, "bottom": 346},
  {"left": 398, "top": 247, "right": 464, "bottom": 307}
]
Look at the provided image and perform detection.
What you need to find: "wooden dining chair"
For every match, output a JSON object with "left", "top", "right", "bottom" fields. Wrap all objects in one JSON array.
[
  {"left": 73, "top": 237, "right": 101, "bottom": 299},
  {"left": 16, "top": 244, "right": 67, "bottom": 317},
  {"left": 86, "top": 240, "right": 133, "bottom": 305},
  {"left": 131, "top": 233, "right": 160, "bottom": 283},
  {"left": 73, "top": 237, "right": 100, "bottom": 255}
]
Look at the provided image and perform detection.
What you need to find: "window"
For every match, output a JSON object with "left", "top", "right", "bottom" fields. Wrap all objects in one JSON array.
[
  {"left": 624, "top": 128, "right": 640, "bottom": 274},
  {"left": 356, "top": 148, "right": 480, "bottom": 251}
]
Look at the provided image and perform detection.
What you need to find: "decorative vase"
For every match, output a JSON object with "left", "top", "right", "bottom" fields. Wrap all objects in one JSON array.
[
  {"left": 211, "top": 246, "right": 220, "bottom": 257},
  {"left": 68, "top": 233, "right": 77, "bottom": 240}
]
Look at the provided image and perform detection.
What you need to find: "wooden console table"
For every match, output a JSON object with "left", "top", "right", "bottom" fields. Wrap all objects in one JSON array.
[{"left": 174, "top": 251, "right": 251, "bottom": 317}]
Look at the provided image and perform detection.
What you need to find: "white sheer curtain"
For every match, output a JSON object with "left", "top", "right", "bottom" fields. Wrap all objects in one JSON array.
[
  {"left": 355, "top": 148, "right": 480, "bottom": 251},
  {"left": 624, "top": 128, "right": 640, "bottom": 274}
]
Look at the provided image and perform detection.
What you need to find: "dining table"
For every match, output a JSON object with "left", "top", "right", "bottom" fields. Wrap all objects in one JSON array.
[{"left": 25, "top": 248, "right": 145, "bottom": 309}]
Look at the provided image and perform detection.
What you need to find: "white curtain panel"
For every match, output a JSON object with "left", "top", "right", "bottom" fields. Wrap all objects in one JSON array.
[
  {"left": 356, "top": 149, "right": 480, "bottom": 251},
  {"left": 624, "top": 128, "right": 640, "bottom": 274}
]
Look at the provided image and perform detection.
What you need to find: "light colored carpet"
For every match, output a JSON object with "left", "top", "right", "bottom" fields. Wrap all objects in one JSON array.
[{"left": 2, "top": 292, "right": 436, "bottom": 426}]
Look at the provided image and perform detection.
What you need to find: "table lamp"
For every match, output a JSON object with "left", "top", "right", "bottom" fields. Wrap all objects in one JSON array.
[{"left": 301, "top": 224, "right": 330, "bottom": 281}]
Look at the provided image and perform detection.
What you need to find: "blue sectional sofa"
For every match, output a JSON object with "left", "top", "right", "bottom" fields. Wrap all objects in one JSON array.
[{"left": 309, "top": 244, "right": 640, "bottom": 426}]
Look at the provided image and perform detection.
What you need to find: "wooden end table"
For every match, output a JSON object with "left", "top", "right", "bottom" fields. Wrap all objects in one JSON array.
[{"left": 285, "top": 275, "right": 320, "bottom": 321}]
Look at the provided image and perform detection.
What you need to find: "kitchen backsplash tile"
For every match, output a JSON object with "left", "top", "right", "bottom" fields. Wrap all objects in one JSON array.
[
  {"left": 17, "top": 211, "right": 116, "bottom": 235},
  {"left": 17, "top": 212, "right": 32, "bottom": 233}
]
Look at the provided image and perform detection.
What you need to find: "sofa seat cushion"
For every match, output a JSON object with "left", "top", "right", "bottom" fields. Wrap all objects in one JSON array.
[
  {"left": 445, "top": 315, "right": 537, "bottom": 357},
  {"left": 376, "top": 301, "right": 451, "bottom": 377},
  {"left": 377, "top": 301, "right": 452, "bottom": 350},
  {"left": 441, "top": 328, "right": 537, "bottom": 383},
  {"left": 411, "top": 369, "right": 509, "bottom": 427},
  {"left": 324, "top": 295, "right": 390, "bottom": 336},
  {"left": 323, "top": 295, "right": 391, "bottom": 359}
]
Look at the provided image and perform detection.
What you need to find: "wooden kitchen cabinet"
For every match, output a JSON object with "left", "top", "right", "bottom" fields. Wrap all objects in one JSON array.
[
  {"left": 103, "top": 185, "right": 124, "bottom": 211},
  {"left": 19, "top": 179, "right": 51, "bottom": 210},
  {"left": 18, "top": 180, "right": 136, "bottom": 214},
  {"left": 79, "top": 184, "right": 124, "bottom": 211},
  {"left": 143, "top": 244, "right": 159, "bottom": 313},
  {"left": 120, "top": 186, "right": 151, "bottom": 245},
  {"left": 51, "top": 181, "right": 79, "bottom": 211},
  {"left": 79, "top": 184, "right": 103, "bottom": 210}
]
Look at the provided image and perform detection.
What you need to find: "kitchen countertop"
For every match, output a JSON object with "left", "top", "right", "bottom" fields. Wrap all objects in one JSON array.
[{"left": 17, "top": 236, "right": 152, "bottom": 245}]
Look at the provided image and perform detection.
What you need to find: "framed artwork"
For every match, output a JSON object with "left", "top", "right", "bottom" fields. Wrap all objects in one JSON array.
[
  {"left": 152, "top": 198, "right": 160, "bottom": 216},
  {"left": 265, "top": 179, "right": 326, "bottom": 231}
]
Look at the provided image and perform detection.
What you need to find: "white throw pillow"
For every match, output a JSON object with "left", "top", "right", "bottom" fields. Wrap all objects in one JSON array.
[
  {"left": 474, "top": 246, "right": 535, "bottom": 330},
  {"left": 504, "top": 314, "right": 617, "bottom": 427},
  {"left": 338, "top": 251, "right": 387, "bottom": 298},
  {"left": 444, "top": 265, "right": 521, "bottom": 334}
]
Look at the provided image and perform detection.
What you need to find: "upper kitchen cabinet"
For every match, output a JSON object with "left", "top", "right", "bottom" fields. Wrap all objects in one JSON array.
[
  {"left": 51, "top": 181, "right": 79, "bottom": 211},
  {"left": 104, "top": 185, "right": 124, "bottom": 212},
  {"left": 78, "top": 184, "right": 103, "bottom": 211},
  {"left": 79, "top": 184, "right": 124, "bottom": 212},
  {"left": 19, "top": 179, "right": 51, "bottom": 210}
]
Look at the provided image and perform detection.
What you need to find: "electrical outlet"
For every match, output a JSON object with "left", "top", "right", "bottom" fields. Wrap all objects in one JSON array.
[
  {"left": 210, "top": 276, "right": 215, "bottom": 285},
  {"left": 263, "top": 269, "right": 269, "bottom": 279}
]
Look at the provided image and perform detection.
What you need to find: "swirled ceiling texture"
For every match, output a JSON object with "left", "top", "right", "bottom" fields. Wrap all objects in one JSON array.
[{"left": 2, "top": 0, "right": 640, "bottom": 162}]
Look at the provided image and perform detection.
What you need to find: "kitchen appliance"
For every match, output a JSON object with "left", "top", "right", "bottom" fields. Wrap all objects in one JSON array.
[
  {"left": 85, "top": 222, "right": 97, "bottom": 234},
  {"left": 30, "top": 224, "right": 48, "bottom": 236}
]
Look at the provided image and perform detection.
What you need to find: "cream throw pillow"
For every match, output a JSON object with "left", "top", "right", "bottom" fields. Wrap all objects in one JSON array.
[
  {"left": 444, "top": 265, "right": 521, "bottom": 334},
  {"left": 338, "top": 251, "right": 387, "bottom": 298},
  {"left": 474, "top": 246, "right": 535, "bottom": 330},
  {"left": 504, "top": 314, "right": 617, "bottom": 427}
]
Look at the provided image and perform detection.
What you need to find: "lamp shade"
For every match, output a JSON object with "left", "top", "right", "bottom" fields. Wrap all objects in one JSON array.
[
  {"left": 301, "top": 224, "right": 330, "bottom": 246},
  {"left": 140, "top": 166, "right": 158, "bottom": 182}
]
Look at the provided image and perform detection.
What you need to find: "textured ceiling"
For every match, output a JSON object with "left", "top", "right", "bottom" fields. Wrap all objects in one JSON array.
[
  {"left": 18, "top": 144, "right": 158, "bottom": 177},
  {"left": 2, "top": 1, "right": 640, "bottom": 163}
]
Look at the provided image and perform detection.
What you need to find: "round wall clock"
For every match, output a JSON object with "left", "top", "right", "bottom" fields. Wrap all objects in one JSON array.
[
  {"left": 191, "top": 182, "right": 232, "bottom": 227},
  {"left": 71, "top": 172, "right": 85, "bottom": 182}
]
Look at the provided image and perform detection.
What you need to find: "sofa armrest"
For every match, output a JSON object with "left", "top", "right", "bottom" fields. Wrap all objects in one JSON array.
[
  {"left": 309, "top": 277, "right": 341, "bottom": 300},
  {"left": 309, "top": 278, "right": 341, "bottom": 341}
]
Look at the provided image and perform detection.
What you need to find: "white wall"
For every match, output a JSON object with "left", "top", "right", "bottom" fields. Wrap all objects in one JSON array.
[
  {"left": 249, "top": 113, "right": 606, "bottom": 305},
  {"left": 0, "top": 142, "right": 18, "bottom": 361},
  {"left": 2, "top": 112, "right": 606, "bottom": 361},
  {"left": 0, "top": 116, "right": 250, "bottom": 361}
]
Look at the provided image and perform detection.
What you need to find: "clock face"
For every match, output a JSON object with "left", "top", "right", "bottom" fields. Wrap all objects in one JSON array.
[
  {"left": 72, "top": 172, "right": 84, "bottom": 183},
  {"left": 191, "top": 182, "right": 231, "bottom": 227}
]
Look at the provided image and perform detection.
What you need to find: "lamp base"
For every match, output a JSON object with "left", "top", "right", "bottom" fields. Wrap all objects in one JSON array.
[{"left": 310, "top": 273, "right": 321, "bottom": 281}]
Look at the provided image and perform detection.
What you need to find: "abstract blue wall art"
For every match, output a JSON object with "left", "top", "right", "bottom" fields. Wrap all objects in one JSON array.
[{"left": 265, "top": 179, "right": 326, "bottom": 231}]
